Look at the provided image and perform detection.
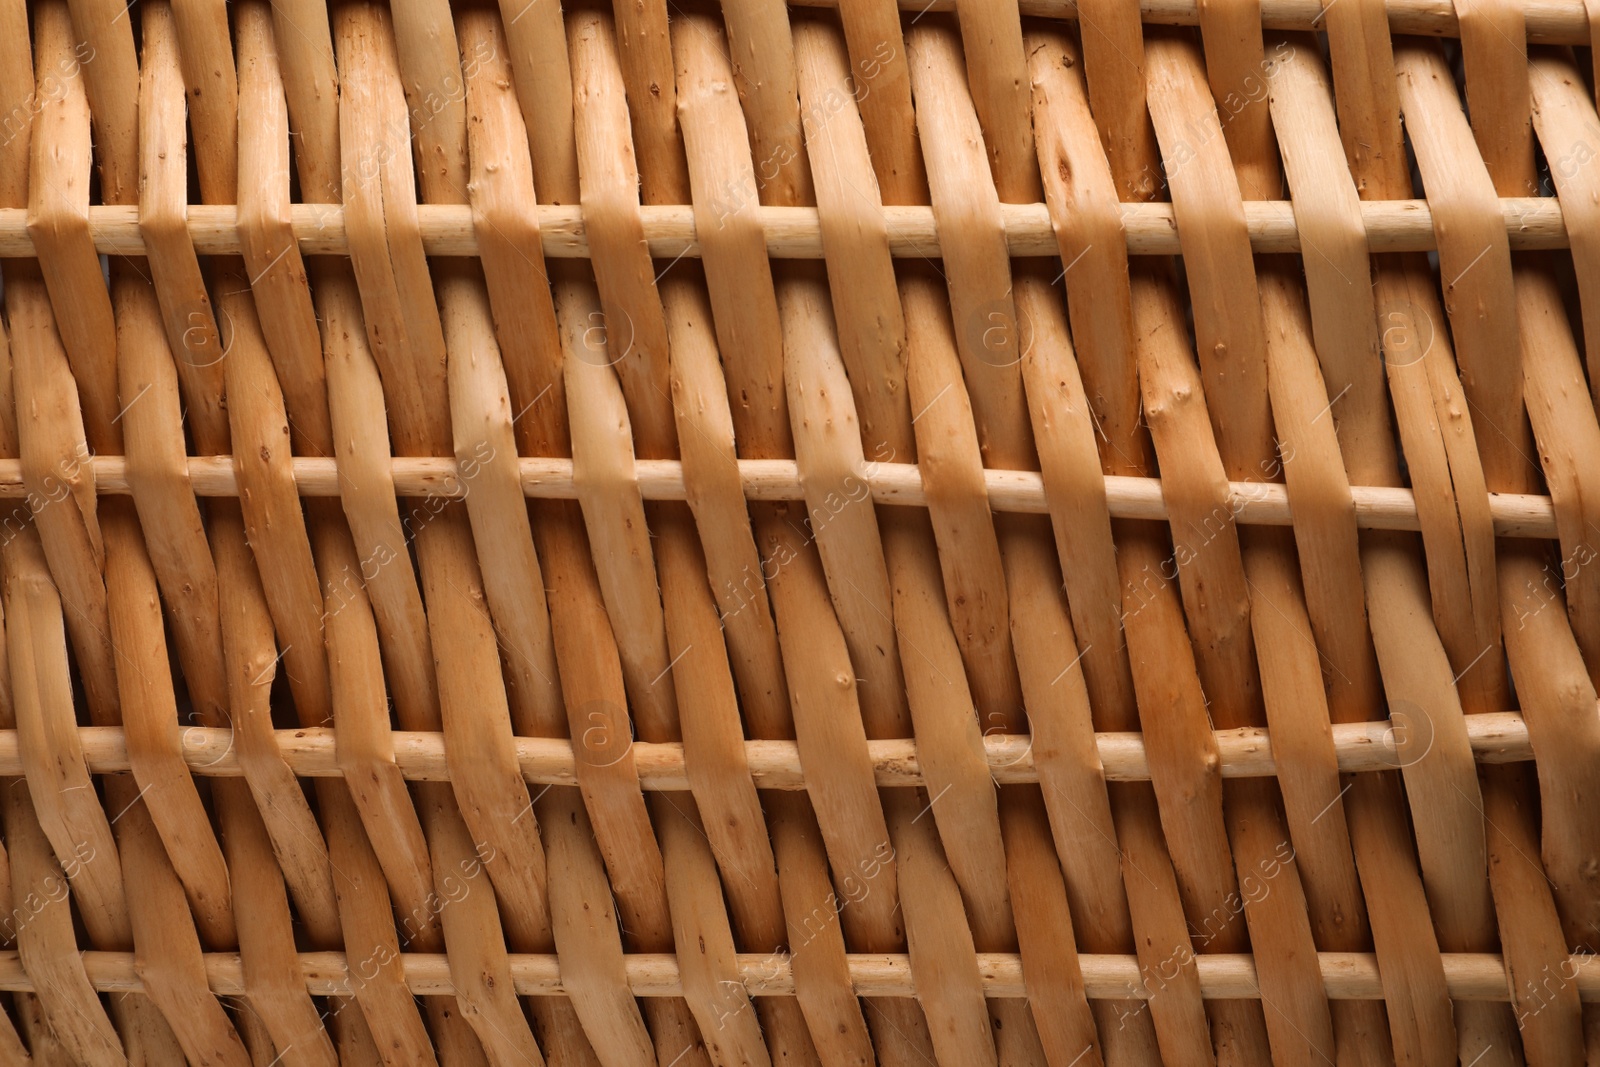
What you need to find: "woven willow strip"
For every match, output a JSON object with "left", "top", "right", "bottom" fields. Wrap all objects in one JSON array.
[
  {"left": 0, "top": 0, "right": 1597, "bottom": 1065},
  {"left": 0, "top": 948, "right": 1596, "bottom": 1001},
  {"left": 0, "top": 710, "right": 1539, "bottom": 782},
  {"left": 0, "top": 198, "right": 1576, "bottom": 257},
  {"left": 0, "top": 454, "right": 1564, "bottom": 533}
]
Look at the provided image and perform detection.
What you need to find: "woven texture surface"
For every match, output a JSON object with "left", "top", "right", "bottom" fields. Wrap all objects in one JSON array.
[{"left": 0, "top": 0, "right": 1596, "bottom": 1064}]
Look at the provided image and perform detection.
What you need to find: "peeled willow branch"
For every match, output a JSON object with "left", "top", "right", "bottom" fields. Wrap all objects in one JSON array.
[
  {"left": 0, "top": 949, "right": 1590, "bottom": 1002},
  {"left": 788, "top": 0, "right": 1592, "bottom": 44},
  {"left": 0, "top": 455, "right": 1558, "bottom": 538},
  {"left": 0, "top": 712, "right": 1532, "bottom": 787},
  {"left": 0, "top": 198, "right": 1570, "bottom": 260}
]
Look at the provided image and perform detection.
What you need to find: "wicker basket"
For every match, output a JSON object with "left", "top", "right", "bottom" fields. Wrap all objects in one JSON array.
[{"left": 0, "top": 0, "right": 1595, "bottom": 1063}]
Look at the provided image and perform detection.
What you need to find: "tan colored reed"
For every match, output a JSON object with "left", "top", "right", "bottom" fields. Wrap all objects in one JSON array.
[{"left": 0, "top": 0, "right": 1595, "bottom": 1065}]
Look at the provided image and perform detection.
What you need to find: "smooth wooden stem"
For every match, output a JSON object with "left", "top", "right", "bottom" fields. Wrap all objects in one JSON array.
[
  {"left": 1, "top": 948, "right": 1591, "bottom": 1002},
  {"left": 787, "top": 0, "right": 1590, "bottom": 44},
  {"left": 0, "top": 198, "right": 1571, "bottom": 260},
  {"left": 0, "top": 456, "right": 1559, "bottom": 538},
  {"left": 0, "top": 711, "right": 1534, "bottom": 786}
]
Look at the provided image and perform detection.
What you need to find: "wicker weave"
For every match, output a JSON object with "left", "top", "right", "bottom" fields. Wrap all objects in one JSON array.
[{"left": 0, "top": 0, "right": 1595, "bottom": 1063}]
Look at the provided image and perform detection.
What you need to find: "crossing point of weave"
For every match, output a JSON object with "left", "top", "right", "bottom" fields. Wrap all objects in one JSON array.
[{"left": 0, "top": 0, "right": 1594, "bottom": 1063}]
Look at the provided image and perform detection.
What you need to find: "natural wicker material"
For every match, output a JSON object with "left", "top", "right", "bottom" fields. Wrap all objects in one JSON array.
[{"left": 0, "top": 0, "right": 1595, "bottom": 1063}]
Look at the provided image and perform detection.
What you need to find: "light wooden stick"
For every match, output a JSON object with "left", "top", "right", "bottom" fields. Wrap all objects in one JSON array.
[
  {"left": 0, "top": 198, "right": 1569, "bottom": 259},
  {"left": 785, "top": 0, "right": 1590, "bottom": 44},
  {"left": 2, "top": 948, "right": 1592, "bottom": 1002},
  {"left": 1, "top": 455, "right": 1557, "bottom": 537},
  {"left": 0, "top": 711, "right": 1533, "bottom": 785}
]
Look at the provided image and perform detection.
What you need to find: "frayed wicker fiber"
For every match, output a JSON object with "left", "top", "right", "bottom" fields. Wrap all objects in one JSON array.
[{"left": 0, "top": 0, "right": 1594, "bottom": 1063}]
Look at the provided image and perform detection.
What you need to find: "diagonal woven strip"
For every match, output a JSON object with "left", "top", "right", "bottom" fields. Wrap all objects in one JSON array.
[{"left": 0, "top": 0, "right": 1597, "bottom": 1065}]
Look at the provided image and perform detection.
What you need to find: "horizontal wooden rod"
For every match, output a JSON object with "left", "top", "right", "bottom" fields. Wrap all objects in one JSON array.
[
  {"left": 787, "top": 0, "right": 1592, "bottom": 46},
  {"left": 0, "top": 199, "right": 1570, "bottom": 260},
  {"left": 0, "top": 713, "right": 1532, "bottom": 787},
  {"left": 0, "top": 949, "right": 1589, "bottom": 1002},
  {"left": 0, "top": 457, "right": 1559, "bottom": 538}
]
